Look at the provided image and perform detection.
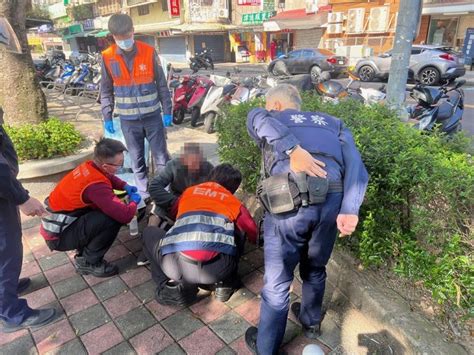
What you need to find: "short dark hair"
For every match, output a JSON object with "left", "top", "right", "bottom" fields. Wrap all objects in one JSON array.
[
  {"left": 208, "top": 164, "right": 242, "bottom": 194},
  {"left": 108, "top": 14, "right": 133, "bottom": 36},
  {"left": 183, "top": 143, "right": 202, "bottom": 156},
  {"left": 94, "top": 138, "right": 127, "bottom": 161}
]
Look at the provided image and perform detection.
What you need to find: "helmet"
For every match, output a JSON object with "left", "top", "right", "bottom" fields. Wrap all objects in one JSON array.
[
  {"left": 315, "top": 80, "right": 345, "bottom": 99},
  {"left": 0, "top": 17, "right": 21, "bottom": 53}
]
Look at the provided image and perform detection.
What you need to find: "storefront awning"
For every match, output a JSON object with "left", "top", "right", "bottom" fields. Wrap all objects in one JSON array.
[
  {"left": 134, "top": 21, "right": 181, "bottom": 34},
  {"left": 95, "top": 30, "right": 109, "bottom": 38},
  {"left": 171, "top": 23, "right": 238, "bottom": 33},
  {"left": 264, "top": 9, "right": 328, "bottom": 32}
]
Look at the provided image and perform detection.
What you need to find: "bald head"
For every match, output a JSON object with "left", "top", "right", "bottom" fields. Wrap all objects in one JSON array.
[{"left": 265, "top": 84, "right": 302, "bottom": 112}]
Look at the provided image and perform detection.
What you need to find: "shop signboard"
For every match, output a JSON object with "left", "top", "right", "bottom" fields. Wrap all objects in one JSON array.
[
  {"left": 48, "top": 2, "right": 67, "bottom": 19},
  {"left": 462, "top": 28, "right": 474, "bottom": 65},
  {"left": 238, "top": 0, "right": 260, "bottom": 5},
  {"left": 261, "top": 0, "right": 273, "bottom": 11},
  {"left": 242, "top": 11, "right": 276, "bottom": 25},
  {"left": 170, "top": 0, "right": 180, "bottom": 16}
]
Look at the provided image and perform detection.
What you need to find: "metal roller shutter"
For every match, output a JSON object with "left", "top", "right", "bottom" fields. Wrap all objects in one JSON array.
[
  {"left": 193, "top": 35, "right": 225, "bottom": 62},
  {"left": 159, "top": 37, "right": 187, "bottom": 63}
]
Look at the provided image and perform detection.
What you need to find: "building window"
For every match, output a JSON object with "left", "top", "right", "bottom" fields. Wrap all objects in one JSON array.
[
  {"left": 427, "top": 18, "right": 458, "bottom": 46},
  {"left": 138, "top": 4, "right": 150, "bottom": 15},
  {"left": 162, "top": 0, "right": 168, "bottom": 11}
]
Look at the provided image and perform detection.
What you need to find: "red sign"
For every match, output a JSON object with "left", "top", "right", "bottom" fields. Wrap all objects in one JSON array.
[
  {"left": 238, "top": 0, "right": 261, "bottom": 5},
  {"left": 169, "top": 0, "right": 180, "bottom": 16}
]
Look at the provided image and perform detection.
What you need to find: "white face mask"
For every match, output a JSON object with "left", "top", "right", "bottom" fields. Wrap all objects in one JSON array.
[{"left": 116, "top": 36, "right": 134, "bottom": 51}]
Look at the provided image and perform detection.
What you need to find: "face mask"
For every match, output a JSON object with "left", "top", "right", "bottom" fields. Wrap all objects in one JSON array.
[{"left": 116, "top": 36, "right": 134, "bottom": 50}]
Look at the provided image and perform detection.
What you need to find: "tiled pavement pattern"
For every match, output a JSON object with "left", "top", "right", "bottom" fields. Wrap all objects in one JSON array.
[{"left": 0, "top": 224, "right": 339, "bottom": 355}]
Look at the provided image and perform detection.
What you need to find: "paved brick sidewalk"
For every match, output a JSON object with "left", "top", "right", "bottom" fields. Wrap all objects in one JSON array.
[{"left": 1, "top": 223, "right": 335, "bottom": 354}]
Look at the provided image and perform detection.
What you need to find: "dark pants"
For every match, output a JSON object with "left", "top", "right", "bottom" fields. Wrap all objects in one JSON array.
[
  {"left": 142, "top": 227, "right": 243, "bottom": 289},
  {"left": 46, "top": 210, "right": 122, "bottom": 264},
  {"left": 257, "top": 193, "right": 343, "bottom": 355},
  {"left": 0, "top": 200, "right": 32, "bottom": 325},
  {"left": 120, "top": 114, "right": 170, "bottom": 198}
]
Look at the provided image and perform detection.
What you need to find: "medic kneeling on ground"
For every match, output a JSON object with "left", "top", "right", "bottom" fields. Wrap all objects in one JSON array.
[
  {"left": 40, "top": 138, "right": 141, "bottom": 277},
  {"left": 143, "top": 164, "right": 258, "bottom": 305}
]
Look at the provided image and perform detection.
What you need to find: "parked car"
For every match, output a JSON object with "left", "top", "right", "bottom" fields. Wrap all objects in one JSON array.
[
  {"left": 355, "top": 45, "right": 465, "bottom": 85},
  {"left": 267, "top": 48, "right": 347, "bottom": 81}
]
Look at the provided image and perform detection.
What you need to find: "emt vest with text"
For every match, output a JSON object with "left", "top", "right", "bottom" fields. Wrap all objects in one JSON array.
[
  {"left": 41, "top": 161, "right": 111, "bottom": 236},
  {"left": 159, "top": 182, "right": 242, "bottom": 256},
  {"left": 266, "top": 110, "right": 344, "bottom": 176},
  {"left": 102, "top": 41, "right": 160, "bottom": 120}
]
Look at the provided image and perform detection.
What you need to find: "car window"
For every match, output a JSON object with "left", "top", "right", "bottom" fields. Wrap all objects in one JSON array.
[
  {"left": 288, "top": 50, "right": 302, "bottom": 58},
  {"left": 302, "top": 50, "right": 316, "bottom": 58},
  {"left": 411, "top": 48, "right": 422, "bottom": 55}
]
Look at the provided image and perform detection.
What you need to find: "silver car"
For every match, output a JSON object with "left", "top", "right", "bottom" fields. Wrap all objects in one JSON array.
[{"left": 355, "top": 45, "right": 465, "bottom": 85}]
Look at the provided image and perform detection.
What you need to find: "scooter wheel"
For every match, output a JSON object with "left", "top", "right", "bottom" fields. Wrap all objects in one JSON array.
[
  {"left": 190, "top": 107, "right": 201, "bottom": 127},
  {"left": 204, "top": 112, "right": 216, "bottom": 134},
  {"left": 173, "top": 109, "right": 185, "bottom": 124}
]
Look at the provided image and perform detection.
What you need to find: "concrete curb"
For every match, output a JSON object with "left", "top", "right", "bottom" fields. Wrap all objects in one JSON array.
[
  {"left": 238, "top": 193, "right": 468, "bottom": 354},
  {"left": 18, "top": 142, "right": 94, "bottom": 180}
]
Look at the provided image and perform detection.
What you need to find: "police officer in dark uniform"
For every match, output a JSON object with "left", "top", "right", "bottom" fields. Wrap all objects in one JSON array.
[
  {"left": 244, "top": 84, "right": 369, "bottom": 354},
  {"left": 0, "top": 109, "right": 57, "bottom": 333},
  {"left": 0, "top": 19, "right": 56, "bottom": 332}
]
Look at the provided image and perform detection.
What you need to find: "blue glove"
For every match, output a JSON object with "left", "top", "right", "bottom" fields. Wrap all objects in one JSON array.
[
  {"left": 124, "top": 184, "right": 137, "bottom": 196},
  {"left": 104, "top": 120, "right": 115, "bottom": 134},
  {"left": 129, "top": 193, "right": 141, "bottom": 204},
  {"left": 162, "top": 114, "right": 172, "bottom": 127}
]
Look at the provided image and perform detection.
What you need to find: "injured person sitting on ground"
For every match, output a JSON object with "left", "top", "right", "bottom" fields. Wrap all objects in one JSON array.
[{"left": 142, "top": 163, "right": 258, "bottom": 306}]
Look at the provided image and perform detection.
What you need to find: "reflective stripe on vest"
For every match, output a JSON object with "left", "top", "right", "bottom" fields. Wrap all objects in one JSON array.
[
  {"left": 159, "top": 211, "right": 237, "bottom": 256},
  {"left": 41, "top": 212, "right": 78, "bottom": 234},
  {"left": 159, "top": 182, "right": 243, "bottom": 256},
  {"left": 102, "top": 41, "right": 160, "bottom": 120}
]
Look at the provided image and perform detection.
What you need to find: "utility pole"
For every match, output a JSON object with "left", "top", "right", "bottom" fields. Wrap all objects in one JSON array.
[{"left": 386, "top": 0, "right": 423, "bottom": 121}]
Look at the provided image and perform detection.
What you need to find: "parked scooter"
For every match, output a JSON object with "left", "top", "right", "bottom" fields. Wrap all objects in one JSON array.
[
  {"left": 187, "top": 76, "right": 214, "bottom": 127},
  {"left": 189, "top": 49, "right": 214, "bottom": 73},
  {"left": 314, "top": 72, "right": 364, "bottom": 104},
  {"left": 201, "top": 75, "right": 238, "bottom": 133},
  {"left": 346, "top": 71, "right": 386, "bottom": 105},
  {"left": 408, "top": 79, "right": 465, "bottom": 135},
  {"left": 170, "top": 74, "right": 199, "bottom": 124}
]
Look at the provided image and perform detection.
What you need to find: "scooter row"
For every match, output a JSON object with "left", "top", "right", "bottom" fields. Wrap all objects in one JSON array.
[
  {"left": 36, "top": 52, "right": 102, "bottom": 95},
  {"left": 168, "top": 67, "right": 272, "bottom": 133}
]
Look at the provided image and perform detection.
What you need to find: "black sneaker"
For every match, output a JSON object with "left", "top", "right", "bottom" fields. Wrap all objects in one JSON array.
[
  {"left": 74, "top": 256, "right": 118, "bottom": 277},
  {"left": 136, "top": 251, "right": 150, "bottom": 266},
  {"left": 155, "top": 281, "right": 197, "bottom": 306},
  {"left": 290, "top": 302, "right": 325, "bottom": 339},
  {"left": 1, "top": 308, "right": 57, "bottom": 333},
  {"left": 17, "top": 277, "right": 31, "bottom": 294},
  {"left": 245, "top": 326, "right": 259, "bottom": 355}
]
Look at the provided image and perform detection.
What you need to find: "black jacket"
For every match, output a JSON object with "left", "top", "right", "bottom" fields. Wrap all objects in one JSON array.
[{"left": 0, "top": 109, "right": 29, "bottom": 206}]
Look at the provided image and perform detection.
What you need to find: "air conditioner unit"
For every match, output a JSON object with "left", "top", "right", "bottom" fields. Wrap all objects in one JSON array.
[
  {"left": 368, "top": 6, "right": 389, "bottom": 33},
  {"left": 326, "top": 23, "right": 343, "bottom": 34},
  {"left": 346, "top": 8, "right": 365, "bottom": 34},
  {"left": 328, "top": 12, "right": 344, "bottom": 24},
  {"left": 218, "top": 8, "right": 229, "bottom": 18}
]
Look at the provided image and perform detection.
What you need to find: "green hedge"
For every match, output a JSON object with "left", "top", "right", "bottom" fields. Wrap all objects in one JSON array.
[
  {"left": 5, "top": 118, "right": 83, "bottom": 161},
  {"left": 216, "top": 94, "right": 473, "bottom": 314}
]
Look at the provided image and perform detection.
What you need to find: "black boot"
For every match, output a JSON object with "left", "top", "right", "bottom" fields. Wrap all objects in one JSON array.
[
  {"left": 155, "top": 281, "right": 197, "bottom": 306},
  {"left": 245, "top": 326, "right": 259, "bottom": 355},
  {"left": 290, "top": 302, "right": 325, "bottom": 339},
  {"left": 215, "top": 275, "right": 242, "bottom": 302},
  {"left": 74, "top": 256, "right": 118, "bottom": 277},
  {"left": 1, "top": 308, "right": 57, "bottom": 333}
]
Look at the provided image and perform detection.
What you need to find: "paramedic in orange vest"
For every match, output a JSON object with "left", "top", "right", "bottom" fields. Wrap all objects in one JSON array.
[
  {"left": 100, "top": 13, "right": 172, "bottom": 200},
  {"left": 40, "top": 138, "right": 141, "bottom": 277},
  {"left": 142, "top": 164, "right": 258, "bottom": 306}
]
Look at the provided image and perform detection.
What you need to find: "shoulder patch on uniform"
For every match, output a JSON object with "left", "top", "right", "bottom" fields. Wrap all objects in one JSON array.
[
  {"left": 290, "top": 114, "right": 307, "bottom": 124},
  {"left": 310, "top": 114, "right": 328, "bottom": 126}
]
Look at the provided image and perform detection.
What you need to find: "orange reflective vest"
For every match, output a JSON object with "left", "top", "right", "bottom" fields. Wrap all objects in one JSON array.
[
  {"left": 102, "top": 41, "right": 160, "bottom": 120},
  {"left": 48, "top": 160, "right": 111, "bottom": 212},
  {"left": 159, "top": 182, "right": 242, "bottom": 256}
]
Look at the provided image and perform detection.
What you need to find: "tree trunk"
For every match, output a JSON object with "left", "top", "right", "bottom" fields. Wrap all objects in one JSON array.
[{"left": 0, "top": 0, "right": 48, "bottom": 126}]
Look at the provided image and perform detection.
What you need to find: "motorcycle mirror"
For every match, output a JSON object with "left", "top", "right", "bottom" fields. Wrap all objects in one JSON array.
[
  {"left": 0, "top": 17, "right": 22, "bottom": 54},
  {"left": 453, "top": 79, "right": 466, "bottom": 89}
]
